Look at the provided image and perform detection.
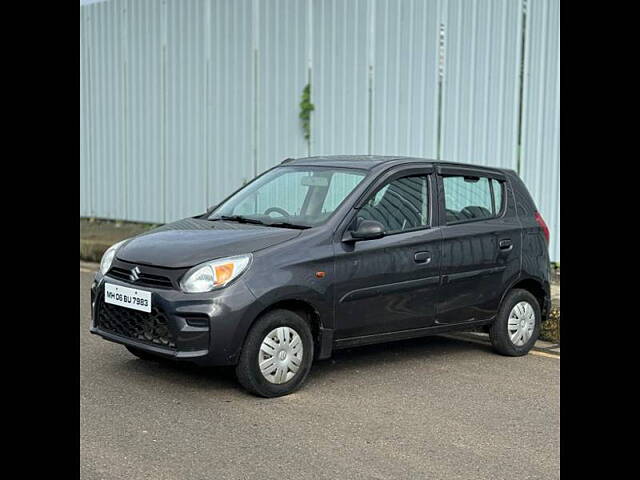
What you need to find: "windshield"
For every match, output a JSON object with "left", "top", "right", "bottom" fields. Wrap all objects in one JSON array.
[{"left": 208, "top": 166, "right": 366, "bottom": 228}]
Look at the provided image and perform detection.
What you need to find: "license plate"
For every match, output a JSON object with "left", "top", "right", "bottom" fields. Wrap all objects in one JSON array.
[{"left": 104, "top": 283, "right": 151, "bottom": 313}]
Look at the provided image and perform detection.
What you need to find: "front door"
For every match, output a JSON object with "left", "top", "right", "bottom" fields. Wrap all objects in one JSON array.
[{"left": 333, "top": 168, "right": 442, "bottom": 339}]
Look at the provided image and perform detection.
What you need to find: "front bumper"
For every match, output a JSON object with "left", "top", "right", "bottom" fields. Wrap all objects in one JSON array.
[{"left": 90, "top": 269, "right": 262, "bottom": 366}]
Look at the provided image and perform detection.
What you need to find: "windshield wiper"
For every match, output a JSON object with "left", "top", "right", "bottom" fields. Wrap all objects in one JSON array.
[
  {"left": 265, "top": 221, "right": 311, "bottom": 230},
  {"left": 217, "top": 215, "right": 266, "bottom": 225},
  {"left": 214, "top": 215, "right": 310, "bottom": 230}
]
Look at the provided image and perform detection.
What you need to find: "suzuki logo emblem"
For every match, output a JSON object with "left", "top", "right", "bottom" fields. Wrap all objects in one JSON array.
[{"left": 129, "top": 267, "right": 140, "bottom": 282}]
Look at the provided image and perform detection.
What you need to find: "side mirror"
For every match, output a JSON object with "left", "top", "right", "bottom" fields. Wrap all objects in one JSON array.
[{"left": 349, "top": 220, "right": 385, "bottom": 241}]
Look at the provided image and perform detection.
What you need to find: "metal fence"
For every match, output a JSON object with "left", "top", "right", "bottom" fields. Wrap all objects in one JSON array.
[{"left": 80, "top": 0, "right": 559, "bottom": 260}]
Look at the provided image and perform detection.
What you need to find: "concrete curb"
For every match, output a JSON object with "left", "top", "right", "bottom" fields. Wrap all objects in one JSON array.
[{"left": 443, "top": 331, "right": 560, "bottom": 356}]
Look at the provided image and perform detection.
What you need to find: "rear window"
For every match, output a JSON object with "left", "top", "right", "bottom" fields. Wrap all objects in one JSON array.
[{"left": 443, "top": 175, "right": 504, "bottom": 224}]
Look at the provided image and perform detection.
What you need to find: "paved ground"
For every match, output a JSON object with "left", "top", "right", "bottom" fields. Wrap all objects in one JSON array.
[{"left": 80, "top": 267, "right": 559, "bottom": 480}]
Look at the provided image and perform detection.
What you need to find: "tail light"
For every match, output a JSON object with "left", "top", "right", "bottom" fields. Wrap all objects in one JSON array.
[{"left": 534, "top": 211, "right": 550, "bottom": 244}]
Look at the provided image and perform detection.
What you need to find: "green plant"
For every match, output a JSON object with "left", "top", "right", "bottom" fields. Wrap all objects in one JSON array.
[
  {"left": 299, "top": 83, "right": 315, "bottom": 142},
  {"left": 540, "top": 306, "right": 560, "bottom": 343}
]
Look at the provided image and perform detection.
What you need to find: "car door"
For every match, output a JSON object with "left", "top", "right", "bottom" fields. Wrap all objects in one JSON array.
[
  {"left": 333, "top": 166, "right": 442, "bottom": 339},
  {"left": 435, "top": 166, "right": 522, "bottom": 325}
]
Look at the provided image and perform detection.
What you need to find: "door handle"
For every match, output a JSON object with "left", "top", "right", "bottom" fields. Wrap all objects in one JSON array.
[
  {"left": 414, "top": 251, "right": 431, "bottom": 264},
  {"left": 499, "top": 239, "right": 513, "bottom": 251}
]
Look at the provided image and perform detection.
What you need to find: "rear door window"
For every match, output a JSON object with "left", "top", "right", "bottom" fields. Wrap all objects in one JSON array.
[
  {"left": 491, "top": 179, "right": 504, "bottom": 214},
  {"left": 442, "top": 175, "right": 503, "bottom": 224}
]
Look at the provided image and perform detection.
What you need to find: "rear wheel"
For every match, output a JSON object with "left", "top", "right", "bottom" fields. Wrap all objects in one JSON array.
[
  {"left": 489, "top": 289, "right": 541, "bottom": 356},
  {"left": 235, "top": 309, "right": 314, "bottom": 397}
]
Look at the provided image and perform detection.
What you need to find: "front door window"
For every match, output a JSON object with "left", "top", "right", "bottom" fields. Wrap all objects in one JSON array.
[{"left": 357, "top": 175, "right": 429, "bottom": 233}]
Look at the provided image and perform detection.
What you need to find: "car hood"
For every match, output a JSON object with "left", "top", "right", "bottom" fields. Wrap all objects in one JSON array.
[{"left": 116, "top": 217, "right": 302, "bottom": 268}]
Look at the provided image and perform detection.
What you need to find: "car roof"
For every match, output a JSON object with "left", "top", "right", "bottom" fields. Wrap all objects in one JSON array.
[{"left": 281, "top": 155, "right": 513, "bottom": 175}]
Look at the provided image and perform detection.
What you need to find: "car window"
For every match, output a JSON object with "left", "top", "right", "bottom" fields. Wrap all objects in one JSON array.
[
  {"left": 358, "top": 175, "right": 429, "bottom": 234},
  {"left": 322, "top": 171, "right": 367, "bottom": 213},
  {"left": 213, "top": 166, "right": 366, "bottom": 227},
  {"left": 234, "top": 170, "right": 310, "bottom": 217},
  {"left": 492, "top": 179, "right": 504, "bottom": 214},
  {"left": 443, "top": 175, "right": 498, "bottom": 223}
]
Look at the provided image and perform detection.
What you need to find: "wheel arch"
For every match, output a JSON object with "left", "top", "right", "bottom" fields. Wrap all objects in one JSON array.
[
  {"left": 255, "top": 299, "right": 322, "bottom": 333},
  {"left": 244, "top": 297, "right": 332, "bottom": 360},
  {"left": 501, "top": 276, "right": 550, "bottom": 322}
]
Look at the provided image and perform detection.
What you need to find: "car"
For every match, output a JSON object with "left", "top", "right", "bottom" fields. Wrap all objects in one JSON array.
[{"left": 90, "top": 155, "right": 551, "bottom": 397}]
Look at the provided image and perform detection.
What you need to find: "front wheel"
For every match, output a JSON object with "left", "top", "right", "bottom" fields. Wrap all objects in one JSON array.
[
  {"left": 489, "top": 289, "right": 541, "bottom": 356},
  {"left": 235, "top": 309, "right": 314, "bottom": 397}
]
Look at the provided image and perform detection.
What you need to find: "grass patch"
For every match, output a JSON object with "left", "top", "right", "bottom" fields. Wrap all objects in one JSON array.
[
  {"left": 540, "top": 306, "right": 560, "bottom": 343},
  {"left": 80, "top": 217, "right": 158, "bottom": 262}
]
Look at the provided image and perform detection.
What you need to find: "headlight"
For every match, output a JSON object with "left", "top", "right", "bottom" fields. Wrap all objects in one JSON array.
[
  {"left": 99, "top": 240, "right": 126, "bottom": 275},
  {"left": 180, "top": 254, "right": 252, "bottom": 293}
]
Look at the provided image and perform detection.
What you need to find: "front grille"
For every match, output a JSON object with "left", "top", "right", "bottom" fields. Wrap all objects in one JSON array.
[
  {"left": 108, "top": 267, "right": 174, "bottom": 289},
  {"left": 96, "top": 295, "right": 176, "bottom": 349}
]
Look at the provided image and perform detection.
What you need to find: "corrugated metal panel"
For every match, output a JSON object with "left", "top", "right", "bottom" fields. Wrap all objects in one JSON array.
[
  {"left": 255, "top": 0, "right": 310, "bottom": 174},
  {"left": 85, "top": 0, "right": 127, "bottom": 219},
  {"left": 164, "top": 0, "right": 207, "bottom": 221},
  {"left": 440, "top": 0, "right": 523, "bottom": 169},
  {"left": 124, "top": 0, "right": 164, "bottom": 223},
  {"left": 371, "top": 0, "right": 441, "bottom": 158},
  {"left": 80, "top": 0, "right": 559, "bottom": 258},
  {"left": 80, "top": 7, "right": 90, "bottom": 217},
  {"left": 521, "top": 0, "right": 560, "bottom": 261},
  {"left": 311, "top": 0, "right": 371, "bottom": 155},
  {"left": 208, "top": 0, "right": 255, "bottom": 206}
]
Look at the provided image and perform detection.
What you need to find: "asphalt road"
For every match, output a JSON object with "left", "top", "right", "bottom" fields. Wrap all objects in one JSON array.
[{"left": 80, "top": 268, "right": 559, "bottom": 480}]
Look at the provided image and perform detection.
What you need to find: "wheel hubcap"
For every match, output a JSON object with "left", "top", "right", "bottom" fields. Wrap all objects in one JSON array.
[
  {"left": 258, "top": 327, "right": 303, "bottom": 384},
  {"left": 507, "top": 301, "right": 536, "bottom": 347}
]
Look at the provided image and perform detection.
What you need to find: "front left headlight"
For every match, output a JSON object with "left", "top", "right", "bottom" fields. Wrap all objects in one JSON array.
[
  {"left": 181, "top": 254, "right": 252, "bottom": 293},
  {"left": 99, "top": 240, "right": 126, "bottom": 275}
]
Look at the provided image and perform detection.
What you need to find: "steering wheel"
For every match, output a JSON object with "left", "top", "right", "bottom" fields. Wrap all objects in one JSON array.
[{"left": 263, "top": 207, "right": 291, "bottom": 219}]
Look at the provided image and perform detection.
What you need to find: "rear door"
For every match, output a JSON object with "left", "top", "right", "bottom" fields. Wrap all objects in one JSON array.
[
  {"left": 435, "top": 166, "right": 521, "bottom": 325},
  {"left": 333, "top": 165, "right": 442, "bottom": 339}
]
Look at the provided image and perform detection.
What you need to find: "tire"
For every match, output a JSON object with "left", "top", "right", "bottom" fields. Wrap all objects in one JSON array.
[
  {"left": 235, "top": 309, "right": 314, "bottom": 398},
  {"left": 125, "top": 345, "right": 163, "bottom": 362},
  {"left": 489, "top": 289, "right": 541, "bottom": 356}
]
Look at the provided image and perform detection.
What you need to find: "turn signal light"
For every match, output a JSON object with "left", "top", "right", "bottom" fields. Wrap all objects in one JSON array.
[{"left": 214, "top": 263, "right": 235, "bottom": 285}]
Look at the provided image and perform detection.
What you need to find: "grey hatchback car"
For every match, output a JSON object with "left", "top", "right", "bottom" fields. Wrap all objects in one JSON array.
[{"left": 91, "top": 155, "right": 551, "bottom": 397}]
